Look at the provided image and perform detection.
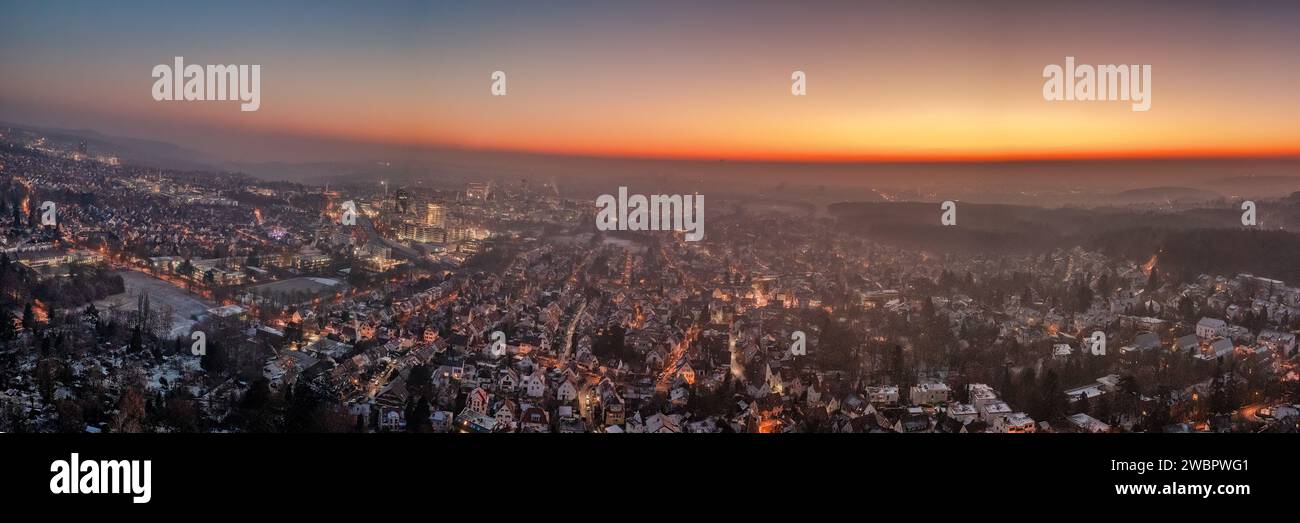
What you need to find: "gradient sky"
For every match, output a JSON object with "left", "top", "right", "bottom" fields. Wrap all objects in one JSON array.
[{"left": 2, "top": 0, "right": 1300, "bottom": 163}]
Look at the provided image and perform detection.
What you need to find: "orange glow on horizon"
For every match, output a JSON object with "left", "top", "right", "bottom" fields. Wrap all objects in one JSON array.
[{"left": 229, "top": 116, "right": 1300, "bottom": 164}]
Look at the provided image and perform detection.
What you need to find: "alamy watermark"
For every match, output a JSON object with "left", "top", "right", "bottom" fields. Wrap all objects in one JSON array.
[
  {"left": 152, "top": 57, "right": 260, "bottom": 111},
  {"left": 50, "top": 453, "right": 152, "bottom": 504},
  {"left": 491, "top": 71, "right": 507, "bottom": 96},
  {"left": 595, "top": 187, "right": 704, "bottom": 241},
  {"left": 1043, "top": 56, "right": 1151, "bottom": 111}
]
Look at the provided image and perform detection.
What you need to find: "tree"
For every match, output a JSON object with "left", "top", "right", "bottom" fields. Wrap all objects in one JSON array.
[
  {"left": 408, "top": 364, "right": 433, "bottom": 400},
  {"left": 200, "top": 341, "right": 228, "bottom": 374},
  {"left": 593, "top": 324, "right": 627, "bottom": 361},
  {"left": 83, "top": 302, "right": 100, "bottom": 327},
  {"left": 22, "top": 302, "right": 36, "bottom": 331},
  {"left": 1076, "top": 281, "right": 1094, "bottom": 312},
  {"left": 0, "top": 309, "right": 15, "bottom": 341},
  {"left": 890, "top": 345, "right": 909, "bottom": 388},
  {"left": 241, "top": 378, "right": 272, "bottom": 410},
  {"left": 57, "top": 400, "right": 85, "bottom": 433},
  {"left": 1145, "top": 386, "right": 1172, "bottom": 431},
  {"left": 35, "top": 357, "right": 62, "bottom": 401},
  {"left": 111, "top": 386, "right": 147, "bottom": 433},
  {"left": 285, "top": 381, "right": 323, "bottom": 432},
  {"left": 129, "top": 325, "right": 144, "bottom": 353},
  {"left": 1210, "top": 357, "right": 1230, "bottom": 415},
  {"left": 178, "top": 258, "right": 194, "bottom": 278},
  {"left": 406, "top": 396, "right": 430, "bottom": 433},
  {"left": 1117, "top": 375, "right": 1141, "bottom": 426},
  {"left": 1039, "top": 369, "right": 1066, "bottom": 422}
]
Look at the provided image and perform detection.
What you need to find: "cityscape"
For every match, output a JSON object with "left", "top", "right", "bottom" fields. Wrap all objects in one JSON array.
[
  {"left": 1, "top": 0, "right": 1299, "bottom": 438},
  {"left": 2, "top": 126, "right": 1298, "bottom": 434}
]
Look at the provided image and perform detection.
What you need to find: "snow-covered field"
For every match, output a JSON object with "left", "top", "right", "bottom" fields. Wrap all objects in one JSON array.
[{"left": 94, "top": 270, "right": 216, "bottom": 338}]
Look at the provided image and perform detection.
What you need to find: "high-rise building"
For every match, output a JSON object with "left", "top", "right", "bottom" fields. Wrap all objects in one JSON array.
[
  {"left": 398, "top": 220, "right": 446, "bottom": 243},
  {"left": 466, "top": 182, "right": 490, "bottom": 201},
  {"left": 424, "top": 202, "right": 445, "bottom": 228}
]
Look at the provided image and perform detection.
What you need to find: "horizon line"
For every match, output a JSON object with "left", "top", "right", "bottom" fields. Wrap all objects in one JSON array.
[{"left": 9, "top": 118, "right": 1300, "bottom": 167}]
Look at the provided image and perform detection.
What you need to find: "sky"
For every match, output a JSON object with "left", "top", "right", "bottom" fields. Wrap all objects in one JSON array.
[{"left": 2, "top": 0, "right": 1300, "bottom": 164}]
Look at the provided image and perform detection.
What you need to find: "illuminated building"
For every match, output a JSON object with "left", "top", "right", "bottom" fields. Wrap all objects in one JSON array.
[{"left": 423, "top": 202, "right": 445, "bottom": 228}]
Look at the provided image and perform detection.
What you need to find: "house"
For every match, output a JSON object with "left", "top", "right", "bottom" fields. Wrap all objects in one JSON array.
[
  {"left": 573, "top": 344, "right": 595, "bottom": 367},
  {"left": 302, "top": 337, "right": 353, "bottom": 360},
  {"left": 866, "top": 386, "right": 900, "bottom": 405},
  {"left": 669, "top": 386, "right": 690, "bottom": 407},
  {"left": 560, "top": 367, "right": 581, "bottom": 387},
  {"left": 946, "top": 403, "right": 978, "bottom": 425},
  {"left": 603, "top": 400, "right": 626, "bottom": 426},
  {"left": 764, "top": 366, "right": 783, "bottom": 394},
  {"left": 379, "top": 406, "right": 404, "bottom": 432},
  {"left": 556, "top": 379, "right": 578, "bottom": 402},
  {"left": 1066, "top": 412, "right": 1110, "bottom": 433},
  {"left": 1258, "top": 330, "right": 1297, "bottom": 355},
  {"left": 520, "top": 406, "right": 550, "bottom": 433},
  {"left": 455, "top": 410, "right": 498, "bottom": 433},
  {"left": 1196, "top": 317, "right": 1227, "bottom": 339},
  {"left": 494, "top": 400, "right": 519, "bottom": 430},
  {"left": 521, "top": 371, "right": 546, "bottom": 398},
  {"left": 645, "top": 348, "right": 666, "bottom": 370},
  {"left": 1198, "top": 338, "right": 1234, "bottom": 360},
  {"left": 646, "top": 412, "right": 680, "bottom": 433},
  {"left": 1132, "top": 331, "right": 1160, "bottom": 351},
  {"left": 263, "top": 351, "right": 319, "bottom": 390},
  {"left": 968, "top": 383, "right": 999, "bottom": 410},
  {"left": 1173, "top": 334, "right": 1200, "bottom": 353},
  {"left": 555, "top": 405, "right": 584, "bottom": 433},
  {"left": 909, "top": 382, "right": 951, "bottom": 405},
  {"left": 457, "top": 364, "right": 482, "bottom": 390},
  {"left": 1121, "top": 331, "right": 1161, "bottom": 354},
  {"left": 1097, "top": 374, "right": 1122, "bottom": 390},
  {"left": 623, "top": 412, "right": 645, "bottom": 433},
  {"left": 498, "top": 368, "right": 519, "bottom": 393},
  {"left": 994, "top": 413, "right": 1037, "bottom": 433},
  {"left": 894, "top": 409, "right": 932, "bottom": 433},
  {"left": 464, "top": 387, "right": 491, "bottom": 415},
  {"left": 430, "top": 411, "right": 454, "bottom": 433},
  {"left": 978, "top": 400, "right": 1013, "bottom": 421},
  {"left": 677, "top": 363, "right": 697, "bottom": 385},
  {"left": 805, "top": 381, "right": 824, "bottom": 405},
  {"left": 516, "top": 355, "right": 536, "bottom": 373},
  {"left": 432, "top": 365, "right": 460, "bottom": 388}
]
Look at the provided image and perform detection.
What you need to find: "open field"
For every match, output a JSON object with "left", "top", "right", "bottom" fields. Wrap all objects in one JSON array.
[{"left": 95, "top": 270, "right": 215, "bottom": 338}]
